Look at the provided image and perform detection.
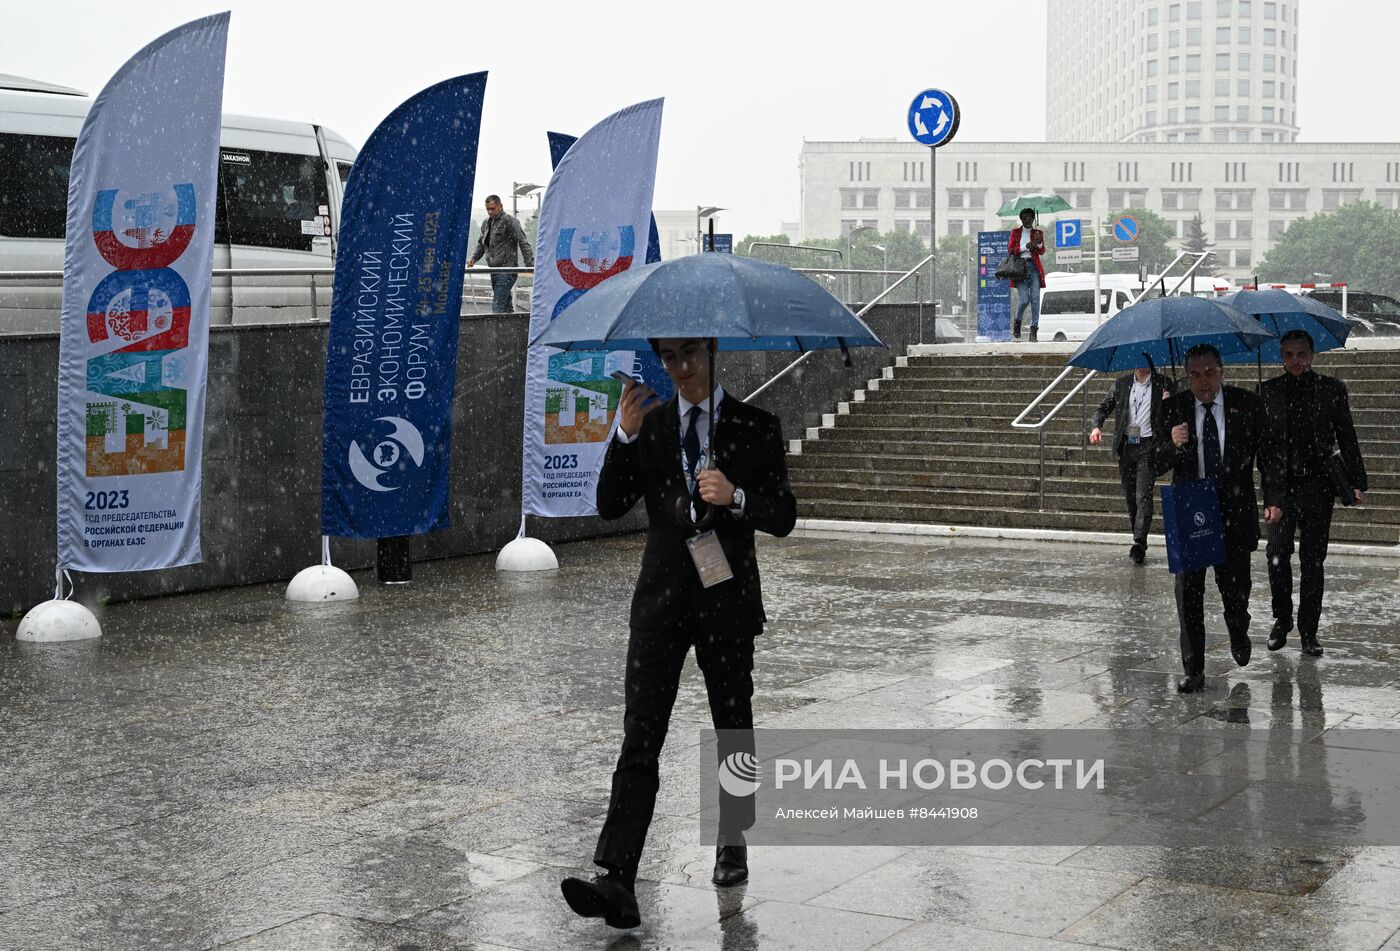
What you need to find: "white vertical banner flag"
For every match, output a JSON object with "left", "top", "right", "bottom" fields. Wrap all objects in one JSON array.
[
  {"left": 521, "top": 99, "right": 663, "bottom": 518},
  {"left": 55, "top": 14, "right": 229, "bottom": 571}
]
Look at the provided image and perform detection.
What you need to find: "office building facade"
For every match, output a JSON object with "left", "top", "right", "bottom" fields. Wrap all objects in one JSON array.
[{"left": 798, "top": 138, "right": 1400, "bottom": 280}]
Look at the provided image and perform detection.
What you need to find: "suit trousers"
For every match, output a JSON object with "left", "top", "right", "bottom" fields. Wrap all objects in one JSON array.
[
  {"left": 1118, "top": 441, "right": 1156, "bottom": 547},
  {"left": 1267, "top": 480, "right": 1336, "bottom": 636},
  {"left": 594, "top": 620, "right": 755, "bottom": 880},
  {"left": 1174, "top": 546, "right": 1253, "bottom": 676}
]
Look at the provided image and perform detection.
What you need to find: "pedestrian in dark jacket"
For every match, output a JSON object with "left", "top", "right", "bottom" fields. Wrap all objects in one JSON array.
[
  {"left": 1090, "top": 367, "right": 1175, "bottom": 564},
  {"left": 466, "top": 194, "right": 533, "bottom": 313},
  {"left": 1153, "top": 344, "right": 1285, "bottom": 693},
  {"left": 1261, "top": 330, "right": 1368, "bottom": 657},
  {"left": 560, "top": 337, "right": 796, "bottom": 930}
]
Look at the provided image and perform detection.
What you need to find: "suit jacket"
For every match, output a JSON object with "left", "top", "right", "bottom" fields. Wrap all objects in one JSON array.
[
  {"left": 1259, "top": 371, "right": 1368, "bottom": 494},
  {"left": 1091, "top": 371, "right": 1174, "bottom": 457},
  {"left": 596, "top": 393, "right": 797, "bottom": 637},
  {"left": 1007, "top": 227, "right": 1047, "bottom": 285},
  {"left": 1153, "top": 384, "right": 1284, "bottom": 555}
]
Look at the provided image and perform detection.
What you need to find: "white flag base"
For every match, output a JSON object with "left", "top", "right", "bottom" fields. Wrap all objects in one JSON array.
[
  {"left": 17, "top": 599, "right": 102, "bottom": 643},
  {"left": 286, "top": 565, "right": 360, "bottom": 602},
  {"left": 495, "top": 536, "right": 559, "bottom": 572}
]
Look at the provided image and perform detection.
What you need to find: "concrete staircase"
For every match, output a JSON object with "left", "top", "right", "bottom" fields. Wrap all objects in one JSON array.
[{"left": 789, "top": 347, "right": 1400, "bottom": 547}]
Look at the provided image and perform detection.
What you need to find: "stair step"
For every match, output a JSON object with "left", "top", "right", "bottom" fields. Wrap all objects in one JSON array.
[
  {"left": 790, "top": 348, "right": 1400, "bottom": 546},
  {"left": 791, "top": 480, "right": 1400, "bottom": 520},
  {"left": 797, "top": 500, "right": 1400, "bottom": 545}
]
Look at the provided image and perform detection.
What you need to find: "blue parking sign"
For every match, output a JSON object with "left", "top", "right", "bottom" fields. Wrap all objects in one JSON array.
[{"left": 1055, "top": 219, "right": 1082, "bottom": 249}]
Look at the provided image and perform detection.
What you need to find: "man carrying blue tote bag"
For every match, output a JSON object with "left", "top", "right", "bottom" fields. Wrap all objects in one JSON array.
[
  {"left": 1153, "top": 344, "right": 1285, "bottom": 694},
  {"left": 1161, "top": 478, "right": 1227, "bottom": 574}
]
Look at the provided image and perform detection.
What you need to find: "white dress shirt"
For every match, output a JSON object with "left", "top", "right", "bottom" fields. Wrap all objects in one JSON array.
[
  {"left": 614, "top": 384, "right": 743, "bottom": 514},
  {"left": 1193, "top": 393, "right": 1226, "bottom": 479},
  {"left": 1128, "top": 377, "right": 1154, "bottom": 438}
]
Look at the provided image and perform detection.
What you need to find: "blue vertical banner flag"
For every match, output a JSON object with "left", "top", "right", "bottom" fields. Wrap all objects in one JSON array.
[
  {"left": 977, "top": 230, "right": 1014, "bottom": 343},
  {"left": 55, "top": 14, "right": 229, "bottom": 572},
  {"left": 320, "top": 74, "right": 487, "bottom": 538},
  {"left": 521, "top": 99, "right": 664, "bottom": 519}
]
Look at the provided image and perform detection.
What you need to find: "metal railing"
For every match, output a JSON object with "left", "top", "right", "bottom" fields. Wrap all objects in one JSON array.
[
  {"left": 747, "top": 255, "right": 933, "bottom": 403},
  {"left": 0, "top": 265, "right": 535, "bottom": 325},
  {"left": 1009, "top": 251, "right": 1212, "bottom": 511}
]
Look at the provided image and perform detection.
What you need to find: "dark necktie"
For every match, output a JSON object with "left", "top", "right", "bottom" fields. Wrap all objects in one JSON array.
[
  {"left": 683, "top": 405, "right": 702, "bottom": 478},
  {"left": 1202, "top": 401, "right": 1222, "bottom": 481}
]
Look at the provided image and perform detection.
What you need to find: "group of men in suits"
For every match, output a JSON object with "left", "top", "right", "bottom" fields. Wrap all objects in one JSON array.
[
  {"left": 559, "top": 330, "right": 1368, "bottom": 931},
  {"left": 1093, "top": 333, "right": 1368, "bottom": 693}
]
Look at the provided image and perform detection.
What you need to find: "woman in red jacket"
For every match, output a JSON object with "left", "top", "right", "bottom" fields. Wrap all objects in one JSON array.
[{"left": 1008, "top": 207, "right": 1047, "bottom": 341}]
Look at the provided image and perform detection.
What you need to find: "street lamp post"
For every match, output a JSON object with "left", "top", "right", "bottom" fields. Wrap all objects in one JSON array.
[
  {"left": 871, "top": 243, "right": 888, "bottom": 273},
  {"left": 512, "top": 181, "right": 543, "bottom": 218},
  {"left": 697, "top": 205, "right": 724, "bottom": 253},
  {"left": 847, "top": 226, "right": 880, "bottom": 302}
]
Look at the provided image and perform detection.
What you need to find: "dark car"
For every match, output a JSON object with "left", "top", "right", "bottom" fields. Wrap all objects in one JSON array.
[{"left": 1304, "top": 290, "right": 1400, "bottom": 336}]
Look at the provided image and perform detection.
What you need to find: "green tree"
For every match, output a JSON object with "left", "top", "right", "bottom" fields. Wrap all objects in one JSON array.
[
  {"left": 1258, "top": 201, "right": 1400, "bottom": 298},
  {"left": 934, "top": 234, "right": 971, "bottom": 310},
  {"left": 1181, "top": 212, "right": 1212, "bottom": 254}
]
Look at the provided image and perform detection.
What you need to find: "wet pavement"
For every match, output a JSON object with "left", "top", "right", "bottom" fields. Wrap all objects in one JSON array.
[{"left": 3, "top": 529, "right": 1400, "bottom": 950}]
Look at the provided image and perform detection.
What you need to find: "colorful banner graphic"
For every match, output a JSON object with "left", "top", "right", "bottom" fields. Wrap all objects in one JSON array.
[
  {"left": 977, "top": 230, "right": 1013, "bottom": 342},
  {"left": 545, "top": 130, "right": 672, "bottom": 399},
  {"left": 55, "top": 14, "right": 229, "bottom": 572},
  {"left": 522, "top": 100, "right": 664, "bottom": 517},
  {"left": 320, "top": 74, "right": 487, "bottom": 538}
]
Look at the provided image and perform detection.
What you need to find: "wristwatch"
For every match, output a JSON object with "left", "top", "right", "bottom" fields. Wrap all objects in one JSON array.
[{"left": 730, "top": 487, "right": 746, "bottom": 514}]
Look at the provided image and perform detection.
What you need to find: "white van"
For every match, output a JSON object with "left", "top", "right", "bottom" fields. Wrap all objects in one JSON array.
[
  {"left": 1037, "top": 271, "right": 1232, "bottom": 341},
  {"left": 1037, "top": 273, "right": 1147, "bottom": 342},
  {"left": 0, "top": 74, "right": 358, "bottom": 332}
]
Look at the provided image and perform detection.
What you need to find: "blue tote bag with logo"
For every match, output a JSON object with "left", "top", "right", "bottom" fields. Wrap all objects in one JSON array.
[{"left": 1161, "top": 479, "right": 1227, "bottom": 574}]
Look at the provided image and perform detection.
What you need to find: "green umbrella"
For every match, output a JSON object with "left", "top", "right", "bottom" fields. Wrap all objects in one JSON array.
[{"left": 995, "top": 192, "right": 1073, "bottom": 219}]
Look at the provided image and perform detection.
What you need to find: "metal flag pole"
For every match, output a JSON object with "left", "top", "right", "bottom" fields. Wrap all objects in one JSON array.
[{"left": 929, "top": 145, "right": 937, "bottom": 299}]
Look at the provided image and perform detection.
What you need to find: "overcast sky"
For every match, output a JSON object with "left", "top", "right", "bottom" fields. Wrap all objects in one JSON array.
[{"left": 5, "top": 0, "right": 1397, "bottom": 238}]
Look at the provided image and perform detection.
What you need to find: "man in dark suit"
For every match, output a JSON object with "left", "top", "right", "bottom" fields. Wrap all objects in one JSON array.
[
  {"left": 1090, "top": 366, "right": 1174, "bottom": 565},
  {"left": 561, "top": 337, "right": 796, "bottom": 929},
  {"left": 1261, "top": 330, "right": 1368, "bottom": 657},
  {"left": 1154, "top": 343, "right": 1285, "bottom": 693}
]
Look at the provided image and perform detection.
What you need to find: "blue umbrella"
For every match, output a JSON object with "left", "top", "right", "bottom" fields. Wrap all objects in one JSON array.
[
  {"left": 1216, "top": 289, "right": 1350, "bottom": 364},
  {"left": 531, "top": 253, "right": 884, "bottom": 529},
  {"left": 1067, "top": 296, "right": 1276, "bottom": 373},
  {"left": 529, "top": 253, "right": 884, "bottom": 356}
]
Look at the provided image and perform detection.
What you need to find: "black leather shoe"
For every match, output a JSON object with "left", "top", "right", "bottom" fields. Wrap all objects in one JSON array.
[
  {"left": 1177, "top": 673, "right": 1206, "bottom": 693},
  {"left": 1267, "top": 622, "right": 1290, "bottom": 652},
  {"left": 712, "top": 845, "right": 748, "bottom": 887},
  {"left": 1300, "top": 633, "right": 1324, "bottom": 657},
  {"left": 1231, "top": 639, "right": 1252, "bottom": 667},
  {"left": 561, "top": 873, "right": 640, "bottom": 929},
  {"left": 1129, "top": 544, "right": 1146, "bottom": 566}
]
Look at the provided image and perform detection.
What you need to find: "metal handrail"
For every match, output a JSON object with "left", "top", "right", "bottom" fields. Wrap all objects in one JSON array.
[
  {"left": 0, "top": 266, "right": 532, "bottom": 280},
  {"left": 1163, "top": 252, "right": 1213, "bottom": 297},
  {"left": 746, "top": 253, "right": 933, "bottom": 403},
  {"left": 745, "top": 241, "right": 842, "bottom": 263},
  {"left": 793, "top": 268, "right": 908, "bottom": 276}
]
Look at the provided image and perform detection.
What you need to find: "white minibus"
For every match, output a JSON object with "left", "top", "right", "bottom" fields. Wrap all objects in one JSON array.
[{"left": 0, "top": 74, "right": 358, "bottom": 332}]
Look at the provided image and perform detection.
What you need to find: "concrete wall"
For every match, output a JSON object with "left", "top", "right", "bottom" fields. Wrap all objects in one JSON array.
[{"left": 0, "top": 305, "right": 920, "bottom": 615}]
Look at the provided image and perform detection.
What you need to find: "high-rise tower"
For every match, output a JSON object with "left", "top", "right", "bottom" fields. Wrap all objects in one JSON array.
[{"left": 1046, "top": 0, "right": 1301, "bottom": 144}]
